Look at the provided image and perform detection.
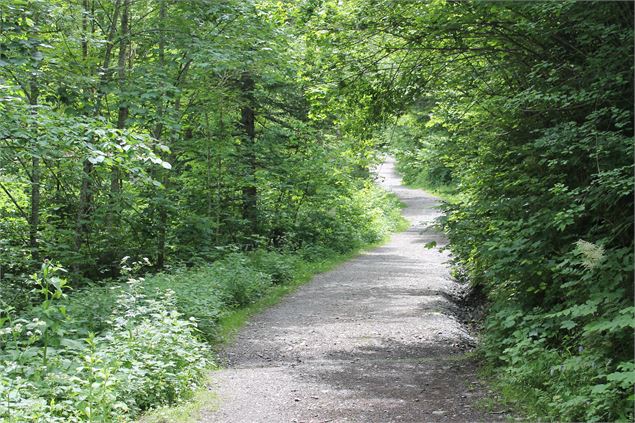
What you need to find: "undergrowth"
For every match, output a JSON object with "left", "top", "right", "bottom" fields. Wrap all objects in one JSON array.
[{"left": 0, "top": 185, "right": 406, "bottom": 422}]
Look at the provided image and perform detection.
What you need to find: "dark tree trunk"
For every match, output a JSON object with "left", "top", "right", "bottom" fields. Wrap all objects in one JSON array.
[
  {"left": 75, "top": 160, "right": 94, "bottom": 252},
  {"left": 29, "top": 77, "right": 40, "bottom": 263},
  {"left": 240, "top": 71, "right": 258, "bottom": 245},
  {"left": 75, "top": 0, "right": 120, "bottom": 257},
  {"left": 155, "top": 0, "right": 168, "bottom": 269},
  {"left": 111, "top": 0, "right": 130, "bottom": 200}
]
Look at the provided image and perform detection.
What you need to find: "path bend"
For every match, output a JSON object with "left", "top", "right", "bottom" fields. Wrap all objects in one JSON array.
[{"left": 199, "top": 158, "right": 503, "bottom": 423}]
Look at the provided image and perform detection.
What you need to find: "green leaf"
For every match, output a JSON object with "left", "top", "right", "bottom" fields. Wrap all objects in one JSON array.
[
  {"left": 60, "top": 338, "right": 85, "bottom": 350},
  {"left": 560, "top": 320, "right": 576, "bottom": 330},
  {"left": 88, "top": 155, "right": 105, "bottom": 164},
  {"left": 590, "top": 384, "right": 610, "bottom": 394}
]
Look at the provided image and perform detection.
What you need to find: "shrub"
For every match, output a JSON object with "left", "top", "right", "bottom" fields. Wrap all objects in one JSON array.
[
  {"left": 0, "top": 264, "right": 210, "bottom": 422},
  {"left": 248, "top": 250, "right": 300, "bottom": 285},
  {"left": 207, "top": 253, "right": 272, "bottom": 308},
  {"left": 294, "top": 181, "right": 406, "bottom": 253},
  {"left": 139, "top": 254, "right": 272, "bottom": 341}
]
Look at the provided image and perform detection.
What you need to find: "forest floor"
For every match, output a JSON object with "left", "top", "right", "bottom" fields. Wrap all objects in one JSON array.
[{"left": 198, "top": 158, "right": 510, "bottom": 423}]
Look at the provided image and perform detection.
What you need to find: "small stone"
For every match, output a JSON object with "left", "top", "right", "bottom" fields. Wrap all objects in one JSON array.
[{"left": 294, "top": 397, "right": 301, "bottom": 402}]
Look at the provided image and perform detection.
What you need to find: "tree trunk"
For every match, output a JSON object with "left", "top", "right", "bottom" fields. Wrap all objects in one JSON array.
[
  {"left": 75, "top": 0, "right": 120, "bottom": 255},
  {"left": 111, "top": 0, "right": 130, "bottom": 200},
  {"left": 29, "top": 71, "right": 40, "bottom": 262},
  {"left": 81, "top": 0, "right": 88, "bottom": 59},
  {"left": 155, "top": 0, "right": 168, "bottom": 268},
  {"left": 75, "top": 160, "right": 94, "bottom": 252},
  {"left": 215, "top": 103, "right": 225, "bottom": 244},
  {"left": 240, "top": 71, "right": 258, "bottom": 245},
  {"left": 30, "top": 157, "right": 40, "bottom": 263},
  {"left": 204, "top": 112, "right": 213, "bottom": 217}
]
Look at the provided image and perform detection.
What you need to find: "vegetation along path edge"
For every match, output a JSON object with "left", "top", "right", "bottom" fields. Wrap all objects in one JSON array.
[{"left": 196, "top": 158, "right": 510, "bottom": 423}]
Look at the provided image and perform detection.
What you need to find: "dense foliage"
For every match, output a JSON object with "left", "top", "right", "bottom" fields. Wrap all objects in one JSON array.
[
  {"left": 1, "top": 262, "right": 210, "bottom": 421},
  {"left": 0, "top": 0, "right": 387, "bottom": 292},
  {"left": 293, "top": 1, "right": 634, "bottom": 421},
  {"left": 2, "top": 0, "right": 633, "bottom": 421},
  {"left": 385, "top": 113, "right": 456, "bottom": 199}
]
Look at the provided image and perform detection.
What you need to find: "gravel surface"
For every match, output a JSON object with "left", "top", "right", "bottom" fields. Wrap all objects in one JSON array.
[{"left": 198, "top": 158, "right": 505, "bottom": 423}]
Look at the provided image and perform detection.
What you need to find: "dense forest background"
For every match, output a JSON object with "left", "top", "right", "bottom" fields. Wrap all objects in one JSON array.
[{"left": 0, "top": 0, "right": 633, "bottom": 422}]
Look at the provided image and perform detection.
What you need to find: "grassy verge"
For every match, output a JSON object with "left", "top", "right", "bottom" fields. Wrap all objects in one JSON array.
[{"left": 137, "top": 387, "right": 218, "bottom": 423}]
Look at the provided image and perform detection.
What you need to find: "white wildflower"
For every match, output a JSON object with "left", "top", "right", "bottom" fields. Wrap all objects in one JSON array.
[{"left": 575, "top": 240, "right": 605, "bottom": 270}]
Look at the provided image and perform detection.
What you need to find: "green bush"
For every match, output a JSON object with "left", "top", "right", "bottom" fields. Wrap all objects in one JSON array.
[
  {"left": 294, "top": 182, "right": 406, "bottom": 253},
  {"left": 248, "top": 250, "right": 300, "bottom": 285},
  {"left": 55, "top": 253, "right": 274, "bottom": 344},
  {"left": 212, "top": 254, "right": 272, "bottom": 308},
  {"left": 0, "top": 264, "right": 209, "bottom": 422},
  {"left": 140, "top": 269, "right": 226, "bottom": 342},
  {"left": 296, "top": 244, "right": 338, "bottom": 262},
  {"left": 482, "top": 303, "right": 634, "bottom": 422},
  {"left": 1, "top": 255, "right": 272, "bottom": 420}
]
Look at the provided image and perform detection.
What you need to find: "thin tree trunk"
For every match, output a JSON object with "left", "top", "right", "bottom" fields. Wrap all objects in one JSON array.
[
  {"left": 216, "top": 152, "right": 223, "bottom": 244},
  {"left": 110, "top": 0, "right": 130, "bottom": 221},
  {"left": 156, "top": 95, "right": 180, "bottom": 269},
  {"left": 30, "top": 158, "right": 40, "bottom": 262},
  {"left": 29, "top": 71, "right": 40, "bottom": 262},
  {"left": 204, "top": 111, "right": 213, "bottom": 217},
  {"left": 215, "top": 105, "right": 224, "bottom": 244},
  {"left": 81, "top": 0, "right": 88, "bottom": 59},
  {"left": 75, "top": 160, "right": 94, "bottom": 252},
  {"left": 240, "top": 71, "right": 257, "bottom": 245},
  {"left": 155, "top": 0, "right": 168, "bottom": 268}
]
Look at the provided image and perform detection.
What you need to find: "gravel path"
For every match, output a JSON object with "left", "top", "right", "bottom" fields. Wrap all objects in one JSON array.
[{"left": 199, "top": 158, "right": 504, "bottom": 423}]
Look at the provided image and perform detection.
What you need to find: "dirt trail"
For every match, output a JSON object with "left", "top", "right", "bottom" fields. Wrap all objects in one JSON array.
[{"left": 199, "top": 158, "right": 504, "bottom": 423}]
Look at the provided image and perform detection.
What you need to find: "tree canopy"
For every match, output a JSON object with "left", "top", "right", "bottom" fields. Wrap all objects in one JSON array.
[{"left": 0, "top": 0, "right": 633, "bottom": 421}]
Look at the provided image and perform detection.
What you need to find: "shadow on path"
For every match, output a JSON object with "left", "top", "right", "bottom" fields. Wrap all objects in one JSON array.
[{"left": 199, "top": 158, "right": 507, "bottom": 423}]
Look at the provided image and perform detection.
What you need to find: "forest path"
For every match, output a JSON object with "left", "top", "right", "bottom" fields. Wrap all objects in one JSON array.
[{"left": 199, "top": 158, "right": 504, "bottom": 423}]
